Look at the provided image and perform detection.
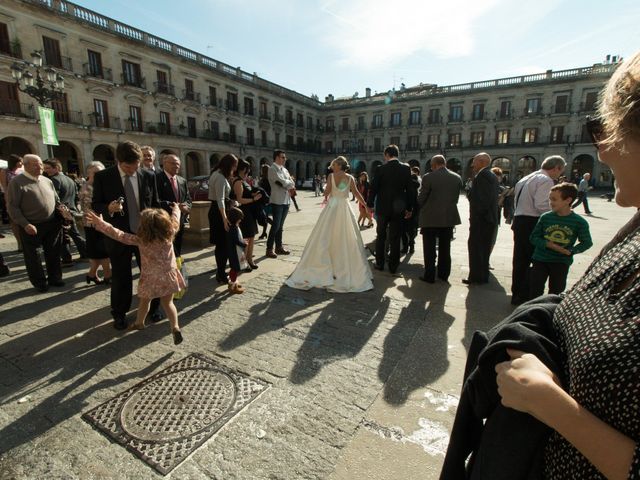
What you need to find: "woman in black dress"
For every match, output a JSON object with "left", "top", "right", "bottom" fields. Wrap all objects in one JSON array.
[
  {"left": 231, "top": 158, "right": 262, "bottom": 271},
  {"left": 495, "top": 51, "right": 640, "bottom": 479}
]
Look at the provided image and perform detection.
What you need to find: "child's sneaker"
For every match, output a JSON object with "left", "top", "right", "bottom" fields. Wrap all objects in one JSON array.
[{"left": 172, "top": 329, "right": 183, "bottom": 345}]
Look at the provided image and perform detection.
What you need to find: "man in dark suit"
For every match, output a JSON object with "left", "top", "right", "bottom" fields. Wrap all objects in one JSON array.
[
  {"left": 155, "top": 152, "right": 191, "bottom": 256},
  {"left": 464, "top": 152, "right": 500, "bottom": 285},
  {"left": 43, "top": 158, "right": 87, "bottom": 265},
  {"left": 92, "top": 141, "right": 160, "bottom": 330},
  {"left": 367, "top": 144, "right": 414, "bottom": 274},
  {"left": 417, "top": 155, "right": 463, "bottom": 283}
]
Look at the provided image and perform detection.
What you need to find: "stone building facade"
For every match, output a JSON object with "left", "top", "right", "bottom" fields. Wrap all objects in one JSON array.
[{"left": 0, "top": 0, "right": 618, "bottom": 186}]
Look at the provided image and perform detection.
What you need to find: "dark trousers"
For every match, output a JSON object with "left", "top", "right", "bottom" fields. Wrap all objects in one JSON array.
[
  {"left": 511, "top": 215, "right": 539, "bottom": 301},
  {"left": 173, "top": 225, "right": 185, "bottom": 257},
  {"left": 375, "top": 214, "right": 402, "bottom": 271},
  {"left": 421, "top": 227, "right": 453, "bottom": 282},
  {"left": 104, "top": 238, "right": 159, "bottom": 322},
  {"left": 572, "top": 191, "right": 591, "bottom": 213},
  {"left": 20, "top": 218, "right": 63, "bottom": 287},
  {"left": 530, "top": 261, "right": 570, "bottom": 298},
  {"left": 61, "top": 218, "right": 87, "bottom": 260},
  {"left": 468, "top": 219, "right": 496, "bottom": 283},
  {"left": 267, "top": 203, "right": 290, "bottom": 251},
  {"left": 104, "top": 238, "right": 138, "bottom": 320}
]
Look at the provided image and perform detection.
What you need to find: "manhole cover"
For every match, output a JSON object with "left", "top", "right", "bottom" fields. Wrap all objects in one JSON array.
[{"left": 82, "top": 353, "right": 269, "bottom": 475}]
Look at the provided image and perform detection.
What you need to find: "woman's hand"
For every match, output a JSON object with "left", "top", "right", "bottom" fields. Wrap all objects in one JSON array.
[
  {"left": 495, "top": 348, "right": 561, "bottom": 419},
  {"left": 223, "top": 216, "right": 230, "bottom": 232}
]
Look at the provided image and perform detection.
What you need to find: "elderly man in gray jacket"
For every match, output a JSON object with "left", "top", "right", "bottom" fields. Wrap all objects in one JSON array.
[{"left": 417, "top": 155, "right": 463, "bottom": 283}]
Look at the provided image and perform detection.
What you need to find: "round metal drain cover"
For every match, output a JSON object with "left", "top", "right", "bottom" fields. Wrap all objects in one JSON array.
[{"left": 120, "top": 368, "right": 236, "bottom": 441}]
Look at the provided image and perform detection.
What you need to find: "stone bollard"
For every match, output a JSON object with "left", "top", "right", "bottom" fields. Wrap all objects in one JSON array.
[{"left": 183, "top": 201, "right": 211, "bottom": 248}]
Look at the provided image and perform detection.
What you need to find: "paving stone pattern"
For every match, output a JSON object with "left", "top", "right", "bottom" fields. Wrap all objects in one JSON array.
[{"left": 0, "top": 261, "right": 426, "bottom": 479}]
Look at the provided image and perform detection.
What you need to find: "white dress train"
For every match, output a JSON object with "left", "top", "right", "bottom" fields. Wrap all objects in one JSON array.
[{"left": 285, "top": 174, "right": 373, "bottom": 293}]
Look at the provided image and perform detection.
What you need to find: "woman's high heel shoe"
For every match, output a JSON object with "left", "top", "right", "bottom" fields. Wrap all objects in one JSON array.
[{"left": 86, "top": 275, "right": 104, "bottom": 285}]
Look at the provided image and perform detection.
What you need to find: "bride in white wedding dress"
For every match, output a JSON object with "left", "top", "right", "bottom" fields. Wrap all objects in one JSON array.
[{"left": 285, "top": 156, "right": 373, "bottom": 293}]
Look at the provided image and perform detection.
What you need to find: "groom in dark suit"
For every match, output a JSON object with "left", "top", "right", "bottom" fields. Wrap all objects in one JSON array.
[
  {"left": 464, "top": 152, "right": 500, "bottom": 285},
  {"left": 367, "top": 144, "right": 414, "bottom": 274},
  {"left": 92, "top": 141, "right": 160, "bottom": 330}
]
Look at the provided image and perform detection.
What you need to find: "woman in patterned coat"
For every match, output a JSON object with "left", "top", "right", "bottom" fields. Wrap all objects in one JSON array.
[{"left": 495, "top": 51, "right": 640, "bottom": 479}]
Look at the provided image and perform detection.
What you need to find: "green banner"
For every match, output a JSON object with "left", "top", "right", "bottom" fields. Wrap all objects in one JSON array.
[{"left": 38, "top": 106, "right": 59, "bottom": 146}]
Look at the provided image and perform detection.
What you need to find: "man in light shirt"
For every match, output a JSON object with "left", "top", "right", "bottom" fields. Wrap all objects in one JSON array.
[
  {"left": 266, "top": 149, "right": 295, "bottom": 258},
  {"left": 510, "top": 155, "right": 566, "bottom": 305}
]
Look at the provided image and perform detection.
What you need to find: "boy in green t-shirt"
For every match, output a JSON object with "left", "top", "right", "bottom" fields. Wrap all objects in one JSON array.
[{"left": 529, "top": 182, "right": 593, "bottom": 298}]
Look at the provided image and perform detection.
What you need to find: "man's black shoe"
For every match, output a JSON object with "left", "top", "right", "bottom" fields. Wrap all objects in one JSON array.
[
  {"left": 374, "top": 264, "right": 384, "bottom": 271},
  {"left": 114, "top": 318, "right": 127, "bottom": 330},
  {"left": 49, "top": 279, "right": 65, "bottom": 287},
  {"left": 35, "top": 283, "right": 49, "bottom": 292},
  {"left": 0, "top": 264, "right": 9, "bottom": 277},
  {"left": 510, "top": 296, "right": 525, "bottom": 306},
  {"left": 148, "top": 312, "right": 164, "bottom": 323},
  {"left": 419, "top": 276, "right": 435, "bottom": 283}
]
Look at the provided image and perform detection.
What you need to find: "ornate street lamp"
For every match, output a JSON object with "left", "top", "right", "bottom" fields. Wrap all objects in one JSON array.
[
  {"left": 10, "top": 51, "right": 65, "bottom": 158},
  {"left": 10, "top": 50, "right": 65, "bottom": 108}
]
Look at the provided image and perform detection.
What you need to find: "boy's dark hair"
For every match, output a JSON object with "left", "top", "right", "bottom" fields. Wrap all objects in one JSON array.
[
  {"left": 116, "top": 141, "right": 142, "bottom": 164},
  {"left": 273, "top": 149, "right": 285, "bottom": 161},
  {"left": 551, "top": 182, "right": 579, "bottom": 202},
  {"left": 227, "top": 206, "right": 244, "bottom": 225}
]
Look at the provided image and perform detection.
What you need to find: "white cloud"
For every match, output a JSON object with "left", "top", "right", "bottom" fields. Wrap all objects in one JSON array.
[{"left": 320, "top": 0, "right": 503, "bottom": 68}]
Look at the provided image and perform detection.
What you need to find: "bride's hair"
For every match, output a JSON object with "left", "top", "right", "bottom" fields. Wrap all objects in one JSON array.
[{"left": 332, "top": 156, "right": 348, "bottom": 171}]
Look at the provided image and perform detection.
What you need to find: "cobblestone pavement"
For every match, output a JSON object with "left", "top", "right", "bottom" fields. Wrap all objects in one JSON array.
[{"left": 0, "top": 193, "right": 634, "bottom": 479}]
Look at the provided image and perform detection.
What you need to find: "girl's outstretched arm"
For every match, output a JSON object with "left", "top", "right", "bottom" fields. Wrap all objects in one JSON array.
[{"left": 85, "top": 210, "right": 139, "bottom": 246}]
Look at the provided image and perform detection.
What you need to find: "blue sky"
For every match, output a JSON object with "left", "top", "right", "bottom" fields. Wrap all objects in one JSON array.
[{"left": 75, "top": 0, "right": 639, "bottom": 100}]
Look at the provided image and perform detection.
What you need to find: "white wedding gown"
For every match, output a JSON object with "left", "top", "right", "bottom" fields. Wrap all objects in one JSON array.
[{"left": 285, "top": 174, "right": 373, "bottom": 293}]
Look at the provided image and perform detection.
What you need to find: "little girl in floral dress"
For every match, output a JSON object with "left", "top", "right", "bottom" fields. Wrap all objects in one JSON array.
[{"left": 86, "top": 204, "right": 186, "bottom": 344}]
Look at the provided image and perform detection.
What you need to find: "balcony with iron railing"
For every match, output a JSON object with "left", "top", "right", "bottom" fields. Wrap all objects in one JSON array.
[
  {"left": 244, "top": 107, "right": 255, "bottom": 116},
  {"left": 89, "top": 114, "right": 121, "bottom": 129},
  {"left": 523, "top": 107, "right": 544, "bottom": 117},
  {"left": 388, "top": 120, "right": 402, "bottom": 128},
  {"left": 144, "top": 122, "right": 176, "bottom": 135},
  {"left": 370, "top": 122, "right": 384, "bottom": 130},
  {"left": 285, "top": 117, "right": 294, "bottom": 125},
  {"left": 0, "top": 100, "right": 35, "bottom": 119},
  {"left": 551, "top": 105, "right": 571, "bottom": 115},
  {"left": 273, "top": 113, "right": 284, "bottom": 123},
  {"left": 182, "top": 90, "right": 201, "bottom": 103},
  {"left": 206, "top": 97, "right": 224, "bottom": 109},
  {"left": 325, "top": 125, "right": 336, "bottom": 132},
  {"left": 340, "top": 125, "right": 350, "bottom": 132},
  {"left": 407, "top": 120, "right": 423, "bottom": 127},
  {"left": 46, "top": 55, "right": 74, "bottom": 72},
  {"left": 121, "top": 74, "right": 146, "bottom": 89},
  {"left": 427, "top": 116, "right": 443, "bottom": 125},
  {"left": 470, "top": 112, "right": 488, "bottom": 122},
  {"left": 125, "top": 118, "right": 144, "bottom": 132},
  {"left": 55, "top": 110, "right": 84, "bottom": 125},
  {"left": 83, "top": 63, "right": 113, "bottom": 81},
  {"left": 225, "top": 100, "right": 239, "bottom": 112},
  {"left": 579, "top": 102, "right": 597, "bottom": 112},
  {"left": 447, "top": 114, "right": 464, "bottom": 123},
  {"left": 495, "top": 111, "right": 514, "bottom": 121},
  {"left": 200, "top": 129, "right": 220, "bottom": 141},
  {"left": 154, "top": 82, "right": 175, "bottom": 96},
  {"left": 259, "top": 111, "right": 271, "bottom": 121}
]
